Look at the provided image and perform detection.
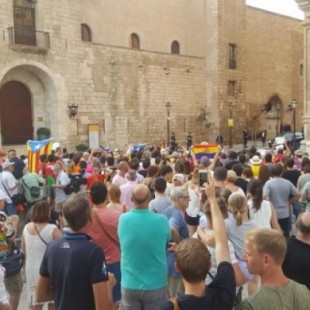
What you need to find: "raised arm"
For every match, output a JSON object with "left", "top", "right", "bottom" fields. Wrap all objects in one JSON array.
[
  {"left": 284, "top": 141, "right": 291, "bottom": 157},
  {"left": 208, "top": 145, "right": 221, "bottom": 171},
  {"left": 205, "top": 175, "right": 230, "bottom": 264}
]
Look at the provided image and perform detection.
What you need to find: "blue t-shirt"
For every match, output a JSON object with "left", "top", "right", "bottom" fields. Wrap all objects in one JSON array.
[
  {"left": 157, "top": 262, "right": 236, "bottom": 310},
  {"left": 162, "top": 206, "right": 189, "bottom": 277},
  {"left": 39, "top": 232, "right": 109, "bottom": 310},
  {"left": 118, "top": 209, "right": 171, "bottom": 290}
]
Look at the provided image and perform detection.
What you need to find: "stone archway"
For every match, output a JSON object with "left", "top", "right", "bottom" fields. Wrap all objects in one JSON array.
[
  {"left": 0, "top": 81, "right": 33, "bottom": 144},
  {"left": 0, "top": 61, "right": 64, "bottom": 146},
  {"left": 264, "top": 95, "right": 283, "bottom": 138}
]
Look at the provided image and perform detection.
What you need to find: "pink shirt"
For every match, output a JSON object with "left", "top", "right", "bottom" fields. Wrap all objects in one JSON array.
[
  {"left": 84, "top": 208, "right": 120, "bottom": 263},
  {"left": 112, "top": 173, "right": 127, "bottom": 187}
]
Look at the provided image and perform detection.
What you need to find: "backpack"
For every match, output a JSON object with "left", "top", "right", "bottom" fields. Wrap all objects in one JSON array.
[
  {"left": 64, "top": 174, "right": 85, "bottom": 195},
  {"left": 29, "top": 186, "right": 40, "bottom": 198},
  {"left": 64, "top": 183, "right": 75, "bottom": 195},
  {"left": 21, "top": 178, "right": 41, "bottom": 199}
]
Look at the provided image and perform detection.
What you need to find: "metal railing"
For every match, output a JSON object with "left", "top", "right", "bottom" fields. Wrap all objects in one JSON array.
[{"left": 7, "top": 27, "right": 50, "bottom": 49}]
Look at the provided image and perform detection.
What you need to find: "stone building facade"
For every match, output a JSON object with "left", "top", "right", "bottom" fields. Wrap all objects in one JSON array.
[
  {"left": 296, "top": 0, "right": 310, "bottom": 152},
  {"left": 0, "top": 0, "right": 304, "bottom": 150}
]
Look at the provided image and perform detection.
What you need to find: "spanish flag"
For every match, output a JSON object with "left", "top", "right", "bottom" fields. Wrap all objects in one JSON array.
[
  {"left": 27, "top": 139, "right": 53, "bottom": 173},
  {"left": 192, "top": 144, "right": 218, "bottom": 160}
]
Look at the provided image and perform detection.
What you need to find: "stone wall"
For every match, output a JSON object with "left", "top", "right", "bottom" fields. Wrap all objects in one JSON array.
[
  {"left": 0, "top": 0, "right": 305, "bottom": 149},
  {"left": 245, "top": 7, "right": 303, "bottom": 139}
]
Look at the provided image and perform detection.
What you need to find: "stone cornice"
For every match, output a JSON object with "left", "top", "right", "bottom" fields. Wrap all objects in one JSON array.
[{"left": 296, "top": 0, "right": 310, "bottom": 20}]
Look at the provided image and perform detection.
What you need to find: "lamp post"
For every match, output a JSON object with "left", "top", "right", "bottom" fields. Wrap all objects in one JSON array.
[
  {"left": 68, "top": 104, "right": 79, "bottom": 118},
  {"left": 166, "top": 102, "right": 171, "bottom": 147},
  {"left": 291, "top": 99, "right": 298, "bottom": 151},
  {"left": 228, "top": 102, "right": 233, "bottom": 148},
  {"left": 275, "top": 102, "right": 280, "bottom": 136}
]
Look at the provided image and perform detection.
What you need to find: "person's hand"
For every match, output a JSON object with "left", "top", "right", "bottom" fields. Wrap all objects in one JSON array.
[
  {"left": 108, "top": 272, "right": 117, "bottom": 288},
  {"left": 197, "top": 226, "right": 206, "bottom": 240},
  {"left": 205, "top": 173, "right": 216, "bottom": 199},
  {"left": 167, "top": 242, "right": 178, "bottom": 253}
]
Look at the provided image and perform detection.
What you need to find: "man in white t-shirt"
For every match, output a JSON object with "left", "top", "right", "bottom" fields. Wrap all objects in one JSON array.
[
  {"left": 0, "top": 161, "right": 18, "bottom": 215},
  {"left": 112, "top": 161, "right": 129, "bottom": 187},
  {"left": 51, "top": 164, "right": 70, "bottom": 214}
]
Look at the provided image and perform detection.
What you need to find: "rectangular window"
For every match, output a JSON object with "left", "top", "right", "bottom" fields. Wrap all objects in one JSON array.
[
  {"left": 229, "top": 44, "right": 237, "bottom": 69},
  {"left": 228, "top": 81, "right": 236, "bottom": 96}
]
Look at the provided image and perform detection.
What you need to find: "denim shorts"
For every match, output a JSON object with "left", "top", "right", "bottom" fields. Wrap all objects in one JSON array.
[{"left": 107, "top": 261, "right": 121, "bottom": 302}]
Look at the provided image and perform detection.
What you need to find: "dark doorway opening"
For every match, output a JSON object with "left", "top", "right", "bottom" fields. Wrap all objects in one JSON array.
[{"left": 0, "top": 81, "right": 33, "bottom": 144}]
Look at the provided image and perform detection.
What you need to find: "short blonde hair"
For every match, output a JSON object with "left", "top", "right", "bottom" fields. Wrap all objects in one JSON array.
[
  {"left": 246, "top": 228, "right": 287, "bottom": 265},
  {"left": 227, "top": 170, "right": 237, "bottom": 183},
  {"left": 108, "top": 184, "right": 121, "bottom": 203}
]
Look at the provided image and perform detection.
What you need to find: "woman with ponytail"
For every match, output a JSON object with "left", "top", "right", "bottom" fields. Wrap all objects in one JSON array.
[
  {"left": 226, "top": 194, "right": 258, "bottom": 294},
  {"left": 247, "top": 179, "right": 280, "bottom": 230}
]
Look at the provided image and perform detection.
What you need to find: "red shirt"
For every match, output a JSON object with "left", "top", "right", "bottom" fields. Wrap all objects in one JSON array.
[
  {"left": 42, "top": 162, "right": 55, "bottom": 178},
  {"left": 86, "top": 174, "right": 105, "bottom": 189}
]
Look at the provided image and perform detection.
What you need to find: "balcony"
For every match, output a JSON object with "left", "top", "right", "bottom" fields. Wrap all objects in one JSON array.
[{"left": 7, "top": 27, "right": 50, "bottom": 53}]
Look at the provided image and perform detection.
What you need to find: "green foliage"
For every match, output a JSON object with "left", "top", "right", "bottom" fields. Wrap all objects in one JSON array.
[
  {"left": 75, "top": 144, "right": 89, "bottom": 152},
  {"left": 36, "top": 127, "right": 51, "bottom": 137}
]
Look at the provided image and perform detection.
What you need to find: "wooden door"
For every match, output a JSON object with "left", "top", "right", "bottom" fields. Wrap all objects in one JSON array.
[{"left": 0, "top": 81, "right": 33, "bottom": 144}]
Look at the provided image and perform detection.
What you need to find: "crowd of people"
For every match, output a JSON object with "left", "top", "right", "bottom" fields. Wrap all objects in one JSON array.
[{"left": 0, "top": 141, "right": 309, "bottom": 309}]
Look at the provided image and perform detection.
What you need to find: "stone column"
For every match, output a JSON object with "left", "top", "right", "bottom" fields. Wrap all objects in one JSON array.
[{"left": 296, "top": 0, "right": 310, "bottom": 151}]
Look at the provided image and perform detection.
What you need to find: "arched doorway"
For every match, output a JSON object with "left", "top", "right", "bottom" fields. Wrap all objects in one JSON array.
[
  {"left": 0, "top": 81, "right": 33, "bottom": 144},
  {"left": 264, "top": 95, "right": 282, "bottom": 139}
]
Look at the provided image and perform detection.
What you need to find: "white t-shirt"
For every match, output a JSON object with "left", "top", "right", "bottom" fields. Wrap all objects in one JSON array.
[
  {"left": 248, "top": 199, "right": 272, "bottom": 228},
  {"left": 0, "top": 189, "right": 8, "bottom": 201},
  {"left": 0, "top": 171, "right": 17, "bottom": 203},
  {"left": 186, "top": 186, "right": 201, "bottom": 217},
  {"left": 55, "top": 171, "right": 70, "bottom": 203}
]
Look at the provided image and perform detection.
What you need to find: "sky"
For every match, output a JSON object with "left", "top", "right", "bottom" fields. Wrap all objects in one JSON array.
[{"left": 246, "top": 0, "right": 304, "bottom": 19}]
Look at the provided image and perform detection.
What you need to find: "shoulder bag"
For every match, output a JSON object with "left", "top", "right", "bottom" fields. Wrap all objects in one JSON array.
[
  {"left": 93, "top": 209, "right": 120, "bottom": 248},
  {"left": 33, "top": 224, "right": 48, "bottom": 246},
  {"left": 0, "top": 244, "right": 25, "bottom": 277},
  {"left": 21, "top": 177, "right": 41, "bottom": 199}
]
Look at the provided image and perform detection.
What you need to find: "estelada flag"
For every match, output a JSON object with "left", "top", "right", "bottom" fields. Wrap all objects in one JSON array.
[
  {"left": 192, "top": 144, "right": 219, "bottom": 160},
  {"left": 132, "top": 143, "right": 147, "bottom": 152},
  {"left": 27, "top": 138, "right": 53, "bottom": 173}
]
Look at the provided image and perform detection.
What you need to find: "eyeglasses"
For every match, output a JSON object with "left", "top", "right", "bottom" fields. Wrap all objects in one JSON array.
[{"left": 180, "top": 196, "right": 190, "bottom": 199}]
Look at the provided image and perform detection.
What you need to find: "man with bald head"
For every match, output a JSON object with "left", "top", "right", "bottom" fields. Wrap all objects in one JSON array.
[
  {"left": 118, "top": 184, "right": 171, "bottom": 310},
  {"left": 282, "top": 212, "right": 310, "bottom": 290}
]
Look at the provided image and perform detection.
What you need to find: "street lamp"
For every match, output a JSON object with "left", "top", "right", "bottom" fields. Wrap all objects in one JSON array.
[
  {"left": 275, "top": 103, "right": 280, "bottom": 136},
  {"left": 228, "top": 102, "right": 234, "bottom": 148},
  {"left": 291, "top": 99, "right": 298, "bottom": 151},
  {"left": 166, "top": 102, "right": 171, "bottom": 147}
]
